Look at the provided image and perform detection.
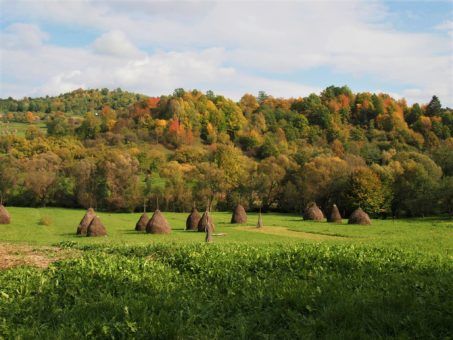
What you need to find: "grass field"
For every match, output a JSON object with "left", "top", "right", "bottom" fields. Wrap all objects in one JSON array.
[
  {"left": 0, "top": 207, "right": 452, "bottom": 338},
  {"left": 0, "top": 121, "right": 47, "bottom": 137},
  {"left": 0, "top": 207, "right": 452, "bottom": 255}
]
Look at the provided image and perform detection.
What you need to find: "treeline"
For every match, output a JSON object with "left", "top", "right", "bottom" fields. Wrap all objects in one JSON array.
[{"left": 0, "top": 87, "right": 452, "bottom": 217}]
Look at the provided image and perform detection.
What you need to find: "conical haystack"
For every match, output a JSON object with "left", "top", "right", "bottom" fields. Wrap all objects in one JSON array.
[
  {"left": 304, "top": 202, "right": 324, "bottom": 221},
  {"left": 257, "top": 211, "right": 263, "bottom": 228},
  {"left": 86, "top": 216, "right": 107, "bottom": 237},
  {"left": 231, "top": 204, "right": 247, "bottom": 223},
  {"left": 186, "top": 207, "right": 201, "bottom": 231},
  {"left": 198, "top": 210, "right": 215, "bottom": 232},
  {"left": 348, "top": 208, "right": 371, "bottom": 225},
  {"left": 205, "top": 216, "right": 214, "bottom": 243},
  {"left": 327, "top": 204, "right": 342, "bottom": 223},
  {"left": 135, "top": 212, "right": 149, "bottom": 231},
  {"left": 0, "top": 204, "right": 11, "bottom": 224},
  {"left": 76, "top": 208, "right": 96, "bottom": 235},
  {"left": 146, "top": 209, "right": 171, "bottom": 234}
]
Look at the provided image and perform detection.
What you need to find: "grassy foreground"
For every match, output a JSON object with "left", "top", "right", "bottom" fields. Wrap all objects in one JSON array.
[{"left": 0, "top": 207, "right": 452, "bottom": 338}]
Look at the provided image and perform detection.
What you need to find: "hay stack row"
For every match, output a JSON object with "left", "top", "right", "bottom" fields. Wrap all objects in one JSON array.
[{"left": 304, "top": 202, "right": 371, "bottom": 225}]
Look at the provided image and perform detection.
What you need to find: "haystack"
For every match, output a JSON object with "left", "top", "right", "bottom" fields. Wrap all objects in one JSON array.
[
  {"left": 186, "top": 207, "right": 201, "bottom": 231},
  {"left": 135, "top": 212, "right": 149, "bottom": 231},
  {"left": 86, "top": 216, "right": 107, "bottom": 237},
  {"left": 205, "top": 216, "right": 213, "bottom": 243},
  {"left": 257, "top": 211, "right": 263, "bottom": 228},
  {"left": 304, "top": 202, "right": 324, "bottom": 221},
  {"left": 76, "top": 208, "right": 96, "bottom": 235},
  {"left": 0, "top": 204, "right": 11, "bottom": 224},
  {"left": 327, "top": 204, "right": 342, "bottom": 223},
  {"left": 198, "top": 210, "right": 215, "bottom": 232},
  {"left": 231, "top": 204, "right": 247, "bottom": 223},
  {"left": 146, "top": 209, "right": 171, "bottom": 234},
  {"left": 348, "top": 208, "right": 371, "bottom": 225}
]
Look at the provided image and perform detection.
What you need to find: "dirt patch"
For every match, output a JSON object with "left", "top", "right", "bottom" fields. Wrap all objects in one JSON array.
[
  {"left": 237, "top": 226, "right": 348, "bottom": 241},
  {"left": 0, "top": 243, "right": 78, "bottom": 269}
]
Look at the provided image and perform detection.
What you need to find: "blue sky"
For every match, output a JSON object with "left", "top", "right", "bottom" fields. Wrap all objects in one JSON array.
[{"left": 1, "top": 0, "right": 452, "bottom": 106}]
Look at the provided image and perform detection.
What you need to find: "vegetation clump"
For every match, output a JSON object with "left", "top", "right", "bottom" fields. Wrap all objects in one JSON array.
[
  {"left": 231, "top": 204, "right": 247, "bottom": 223},
  {"left": 304, "top": 202, "right": 324, "bottom": 221},
  {"left": 86, "top": 216, "right": 107, "bottom": 237},
  {"left": 0, "top": 204, "right": 11, "bottom": 224},
  {"left": 135, "top": 213, "right": 149, "bottom": 232},
  {"left": 38, "top": 215, "right": 52, "bottom": 226},
  {"left": 348, "top": 208, "right": 371, "bottom": 225},
  {"left": 327, "top": 204, "right": 342, "bottom": 223},
  {"left": 186, "top": 207, "right": 201, "bottom": 231},
  {"left": 146, "top": 210, "right": 171, "bottom": 234},
  {"left": 76, "top": 208, "right": 95, "bottom": 235}
]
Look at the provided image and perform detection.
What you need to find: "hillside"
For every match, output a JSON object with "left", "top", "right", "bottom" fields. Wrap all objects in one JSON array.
[{"left": 0, "top": 86, "right": 452, "bottom": 216}]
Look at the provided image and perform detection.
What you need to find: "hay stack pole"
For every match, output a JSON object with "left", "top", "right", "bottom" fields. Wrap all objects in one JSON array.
[
  {"left": 304, "top": 202, "right": 324, "bottom": 221},
  {"left": 198, "top": 201, "right": 215, "bottom": 232},
  {"left": 146, "top": 209, "right": 171, "bottom": 234},
  {"left": 205, "top": 211, "right": 214, "bottom": 243},
  {"left": 231, "top": 204, "right": 247, "bottom": 223},
  {"left": 76, "top": 208, "right": 96, "bottom": 235},
  {"left": 0, "top": 204, "right": 11, "bottom": 224},
  {"left": 348, "top": 208, "right": 371, "bottom": 225},
  {"left": 186, "top": 206, "right": 201, "bottom": 231},
  {"left": 327, "top": 204, "right": 342, "bottom": 223},
  {"left": 257, "top": 208, "right": 263, "bottom": 228}
]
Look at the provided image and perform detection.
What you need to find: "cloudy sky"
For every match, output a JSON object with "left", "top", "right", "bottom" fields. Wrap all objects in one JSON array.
[{"left": 1, "top": 0, "right": 452, "bottom": 105}]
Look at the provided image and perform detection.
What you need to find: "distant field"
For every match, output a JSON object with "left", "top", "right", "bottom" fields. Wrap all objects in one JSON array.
[
  {"left": 0, "top": 121, "right": 47, "bottom": 137},
  {"left": 1, "top": 207, "right": 452, "bottom": 255}
]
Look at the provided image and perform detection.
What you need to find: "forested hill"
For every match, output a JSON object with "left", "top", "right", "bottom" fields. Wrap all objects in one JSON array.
[{"left": 0, "top": 86, "right": 452, "bottom": 217}]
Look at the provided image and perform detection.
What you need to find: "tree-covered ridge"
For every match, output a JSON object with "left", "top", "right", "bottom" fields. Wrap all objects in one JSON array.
[
  {"left": 0, "top": 88, "right": 146, "bottom": 116},
  {"left": 0, "top": 86, "right": 452, "bottom": 217}
]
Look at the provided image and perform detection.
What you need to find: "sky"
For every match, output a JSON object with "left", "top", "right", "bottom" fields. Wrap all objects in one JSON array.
[{"left": 0, "top": 0, "right": 452, "bottom": 106}]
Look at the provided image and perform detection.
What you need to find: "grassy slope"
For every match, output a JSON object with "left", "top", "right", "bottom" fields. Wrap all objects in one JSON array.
[
  {"left": 0, "top": 207, "right": 452, "bottom": 256},
  {"left": 0, "top": 121, "right": 47, "bottom": 137}
]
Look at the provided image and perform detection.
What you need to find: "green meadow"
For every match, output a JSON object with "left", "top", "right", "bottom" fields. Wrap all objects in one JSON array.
[
  {"left": 1, "top": 207, "right": 452, "bottom": 255},
  {"left": 1, "top": 207, "right": 452, "bottom": 338}
]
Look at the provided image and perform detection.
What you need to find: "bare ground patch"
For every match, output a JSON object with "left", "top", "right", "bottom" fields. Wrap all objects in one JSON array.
[
  {"left": 0, "top": 243, "right": 79, "bottom": 269},
  {"left": 237, "top": 226, "right": 349, "bottom": 241}
]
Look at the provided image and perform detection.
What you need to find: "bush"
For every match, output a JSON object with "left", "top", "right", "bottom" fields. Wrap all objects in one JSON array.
[{"left": 38, "top": 215, "right": 52, "bottom": 226}]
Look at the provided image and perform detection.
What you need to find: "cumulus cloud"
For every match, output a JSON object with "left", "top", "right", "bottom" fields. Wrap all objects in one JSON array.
[
  {"left": 1, "top": 23, "right": 49, "bottom": 49},
  {"left": 91, "top": 30, "right": 144, "bottom": 58},
  {"left": 1, "top": 0, "right": 452, "bottom": 105}
]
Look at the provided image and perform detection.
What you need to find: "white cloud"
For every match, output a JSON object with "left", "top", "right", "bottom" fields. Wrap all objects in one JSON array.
[
  {"left": 1, "top": 0, "right": 452, "bottom": 105},
  {"left": 1, "top": 23, "right": 49, "bottom": 49},
  {"left": 92, "top": 30, "right": 144, "bottom": 58}
]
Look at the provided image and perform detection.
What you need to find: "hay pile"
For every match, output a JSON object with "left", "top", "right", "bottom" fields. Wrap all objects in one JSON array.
[
  {"left": 257, "top": 211, "right": 263, "bottom": 228},
  {"left": 198, "top": 210, "right": 215, "bottom": 232},
  {"left": 327, "top": 204, "right": 342, "bottom": 223},
  {"left": 348, "top": 208, "right": 371, "bottom": 225},
  {"left": 304, "top": 202, "right": 324, "bottom": 221},
  {"left": 186, "top": 207, "right": 201, "bottom": 231},
  {"left": 0, "top": 205, "right": 11, "bottom": 224},
  {"left": 86, "top": 216, "right": 107, "bottom": 237},
  {"left": 76, "top": 208, "right": 96, "bottom": 235},
  {"left": 231, "top": 204, "right": 247, "bottom": 223},
  {"left": 146, "top": 209, "right": 171, "bottom": 234},
  {"left": 135, "top": 213, "right": 149, "bottom": 231}
]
